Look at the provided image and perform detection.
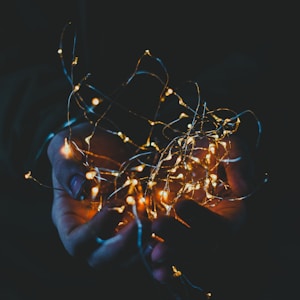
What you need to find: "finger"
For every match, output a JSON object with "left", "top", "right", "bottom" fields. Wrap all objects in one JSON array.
[
  {"left": 52, "top": 169, "right": 152, "bottom": 264},
  {"left": 87, "top": 216, "right": 152, "bottom": 270},
  {"left": 151, "top": 215, "right": 190, "bottom": 247},
  {"left": 47, "top": 122, "right": 131, "bottom": 200},
  {"left": 221, "top": 136, "right": 255, "bottom": 197},
  {"left": 52, "top": 185, "right": 125, "bottom": 257},
  {"left": 150, "top": 216, "right": 211, "bottom": 285},
  {"left": 174, "top": 199, "right": 233, "bottom": 239},
  {"left": 47, "top": 126, "right": 89, "bottom": 199},
  {"left": 151, "top": 242, "right": 173, "bottom": 283}
]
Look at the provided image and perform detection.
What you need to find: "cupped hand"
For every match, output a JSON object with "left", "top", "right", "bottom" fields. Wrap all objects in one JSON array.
[
  {"left": 47, "top": 122, "right": 152, "bottom": 271},
  {"left": 149, "top": 135, "right": 258, "bottom": 284}
]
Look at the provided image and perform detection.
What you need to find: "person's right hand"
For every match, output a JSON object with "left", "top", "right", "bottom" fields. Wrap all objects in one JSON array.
[
  {"left": 47, "top": 122, "right": 152, "bottom": 271},
  {"left": 148, "top": 134, "right": 257, "bottom": 286}
]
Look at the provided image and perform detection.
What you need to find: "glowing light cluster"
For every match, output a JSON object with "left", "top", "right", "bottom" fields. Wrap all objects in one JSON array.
[
  {"left": 51, "top": 23, "right": 266, "bottom": 225},
  {"left": 25, "top": 22, "right": 268, "bottom": 299}
]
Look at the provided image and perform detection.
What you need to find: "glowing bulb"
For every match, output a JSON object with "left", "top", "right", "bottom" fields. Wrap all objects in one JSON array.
[
  {"left": 86, "top": 170, "right": 97, "bottom": 180},
  {"left": 206, "top": 153, "right": 211, "bottom": 164},
  {"left": 165, "top": 152, "right": 172, "bottom": 161},
  {"left": 210, "top": 174, "right": 217, "bottom": 181},
  {"left": 191, "top": 156, "right": 200, "bottom": 163},
  {"left": 138, "top": 197, "right": 146, "bottom": 205},
  {"left": 60, "top": 138, "right": 72, "bottom": 158},
  {"left": 110, "top": 205, "right": 126, "bottom": 213},
  {"left": 24, "top": 171, "right": 32, "bottom": 179},
  {"left": 126, "top": 195, "right": 136, "bottom": 206},
  {"left": 91, "top": 97, "right": 102, "bottom": 106},
  {"left": 133, "top": 179, "right": 139, "bottom": 185},
  {"left": 165, "top": 88, "right": 173, "bottom": 96},
  {"left": 208, "top": 143, "right": 216, "bottom": 154},
  {"left": 132, "top": 165, "right": 144, "bottom": 172},
  {"left": 91, "top": 186, "right": 99, "bottom": 199},
  {"left": 72, "top": 56, "right": 78, "bottom": 66},
  {"left": 150, "top": 141, "right": 159, "bottom": 150},
  {"left": 159, "top": 190, "right": 169, "bottom": 201},
  {"left": 186, "top": 137, "right": 194, "bottom": 145},
  {"left": 172, "top": 265, "right": 182, "bottom": 278},
  {"left": 179, "top": 113, "right": 188, "bottom": 119},
  {"left": 178, "top": 98, "right": 184, "bottom": 105},
  {"left": 85, "top": 134, "right": 93, "bottom": 145},
  {"left": 147, "top": 181, "right": 156, "bottom": 188}
]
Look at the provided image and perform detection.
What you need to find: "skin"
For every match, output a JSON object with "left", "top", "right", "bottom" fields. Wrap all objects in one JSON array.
[
  {"left": 47, "top": 122, "right": 152, "bottom": 271},
  {"left": 47, "top": 121, "right": 256, "bottom": 285}
]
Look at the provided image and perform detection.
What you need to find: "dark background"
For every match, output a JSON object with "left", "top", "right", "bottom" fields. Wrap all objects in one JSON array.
[{"left": 0, "top": 1, "right": 299, "bottom": 299}]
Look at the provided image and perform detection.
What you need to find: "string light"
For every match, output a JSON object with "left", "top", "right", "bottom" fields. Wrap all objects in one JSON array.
[{"left": 25, "top": 22, "right": 268, "bottom": 299}]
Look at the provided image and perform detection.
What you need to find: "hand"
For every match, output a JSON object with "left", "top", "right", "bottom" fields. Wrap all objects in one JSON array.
[
  {"left": 47, "top": 122, "right": 152, "bottom": 271},
  {"left": 148, "top": 135, "right": 256, "bottom": 286}
]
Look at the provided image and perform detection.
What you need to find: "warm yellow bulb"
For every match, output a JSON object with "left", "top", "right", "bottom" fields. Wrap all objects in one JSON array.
[
  {"left": 91, "top": 97, "right": 101, "bottom": 106},
  {"left": 126, "top": 196, "right": 136, "bottom": 206},
  {"left": 60, "top": 138, "right": 72, "bottom": 158},
  {"left": 86, "top": 170, "right": 97, "bottom": 180},
  {"left": 91, "top": 186, "right": 99, "bottom": 199}
]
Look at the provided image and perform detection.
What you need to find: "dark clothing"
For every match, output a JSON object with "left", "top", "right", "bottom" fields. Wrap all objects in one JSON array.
[{"left": 0, "top": 1, "right": 298, "bottom": 299}]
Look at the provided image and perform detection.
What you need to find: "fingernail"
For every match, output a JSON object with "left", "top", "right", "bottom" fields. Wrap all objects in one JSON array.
[{"left": 69, "top": 174, "right": 88, "bottom": 200}]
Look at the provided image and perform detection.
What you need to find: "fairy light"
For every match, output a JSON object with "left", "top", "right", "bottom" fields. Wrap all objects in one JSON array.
[
  {"left": 61, "top": 137, "right": 72, "bottom": 158},
  {"left": 85, "top": 170, "right": 97, "bottom": 180},
  {"left": 91, "top": 97, "right": 102, "bottom": 106},
  {"left": 91, "top": 186, "right": 99, "bottom": 200},
  {"left": 25, "top": 22, "right": 268, "bottom": 300},
  {"left": 24, "top": 171, "right": 32, "bottom": 180}
]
